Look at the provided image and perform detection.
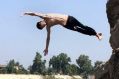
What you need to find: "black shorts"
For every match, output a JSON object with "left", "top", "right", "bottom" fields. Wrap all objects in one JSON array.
[
  {"left": 64, "top": 15, "right": 84, "bottom": 30},
  {"left": 64, "top": 15, "right": 97, "bottom": 36}
]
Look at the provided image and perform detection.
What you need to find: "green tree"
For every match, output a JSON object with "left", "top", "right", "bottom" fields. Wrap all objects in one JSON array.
[
  {"left": 30, "top": 52, "right": 46, "bottom": 74},
  {"left": 49, "top": 56, "right": 58, "bottom": 73},
  {"left": 66, "top": 64, "right": 79, "bottom": 75},
  {"left": 6, "top": 60, "right": 16, "bottom": 73},
  {"left": 76, "top": 55, "right": 93, "bottom": 78},
  {"left": 0, "top": 67, "right": 7, "bottom": 74},
  {"left": 93, "top": 60, "right": 104, "bottom": 73},
  {"left": 49, "top": 53, "right": 71, "bottom": 74},
  {"left": 94, "top": 61, "right": 103, "bottom": 69},
  {"left": 6, "top": 59, "right": 27, "bottom": 74}
]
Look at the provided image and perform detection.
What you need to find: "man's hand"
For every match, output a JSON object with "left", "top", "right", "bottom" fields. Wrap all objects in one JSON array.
[
  {"left": 43, "top": 48, "right": 48, "bottom": 56},
  {"left": 24, "top": 12, "right": 36, "bottom": 16}
]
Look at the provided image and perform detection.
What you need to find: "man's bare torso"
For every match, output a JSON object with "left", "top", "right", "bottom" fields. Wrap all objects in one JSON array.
[{"left": 44, "top": 13, "right": 68, "bottom": 27}]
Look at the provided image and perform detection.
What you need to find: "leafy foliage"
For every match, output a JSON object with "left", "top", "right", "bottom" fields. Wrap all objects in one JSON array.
[
  {"left": 49, "top": 53, "right": 71, "bottom": 74},
  {"left": 76, "top": 54, "right": 93, "bottom": 78},
  {"left": 6, "top": 59, "right": 27, "bottom": 74},
  {"left": 0, "top": 52, "right": 104, "bottom": 77},
  {"left": 30, "top": 52, "right": 46, "bottom": 74}
]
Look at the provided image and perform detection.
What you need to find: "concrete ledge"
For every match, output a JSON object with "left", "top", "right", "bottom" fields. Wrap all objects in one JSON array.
[{"left": 0, "top": 74, "right": 82, "bottom": 79}]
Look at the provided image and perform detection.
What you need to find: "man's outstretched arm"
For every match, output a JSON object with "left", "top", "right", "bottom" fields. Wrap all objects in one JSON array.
[
  {"left": 24, "top": 12, "right": 51, "bottom": 19},
  {"left": 44, "top": 27, "right": 51, "bottom": 56}
]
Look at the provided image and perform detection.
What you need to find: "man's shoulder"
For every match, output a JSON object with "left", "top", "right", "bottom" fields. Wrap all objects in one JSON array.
[{"left": 47, "top": 13, "right": 67, "bottom": 16}]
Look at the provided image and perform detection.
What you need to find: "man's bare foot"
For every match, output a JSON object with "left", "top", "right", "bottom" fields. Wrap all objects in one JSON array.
[{"left": 96, "top": 33, "right": 102, "bottom": 40}]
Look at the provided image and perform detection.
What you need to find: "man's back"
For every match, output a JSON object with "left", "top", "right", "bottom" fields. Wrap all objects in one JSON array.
[{"left": 45, "top": 13, "right": 68, "bottom": 26}]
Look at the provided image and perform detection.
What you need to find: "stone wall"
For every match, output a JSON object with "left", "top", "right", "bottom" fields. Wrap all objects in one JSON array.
[
  {"left": 0, "top": 74, "right": 82, "bottom": 79},
  {"left": 95, "top": 0, "right": 119, "bottom": 79}
]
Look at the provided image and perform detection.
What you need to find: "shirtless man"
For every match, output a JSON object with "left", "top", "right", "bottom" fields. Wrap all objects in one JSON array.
[{"left": 24, "top": 12, "right": 102, "bottom": 56}]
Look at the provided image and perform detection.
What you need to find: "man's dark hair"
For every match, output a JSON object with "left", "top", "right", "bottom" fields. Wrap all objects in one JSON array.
[{"left": 36, "top": 21, "right": 43, "bottom": 30}]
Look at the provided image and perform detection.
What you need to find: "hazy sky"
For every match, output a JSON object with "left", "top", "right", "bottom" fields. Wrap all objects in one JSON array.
[{"left": 0, "top": 0, "right": 111, "bottom": 68}]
